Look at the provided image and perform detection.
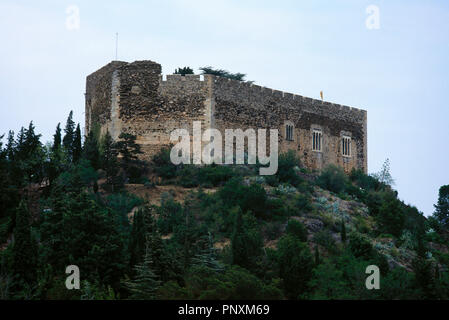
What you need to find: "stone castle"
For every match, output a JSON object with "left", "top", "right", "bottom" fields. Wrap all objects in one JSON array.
[{"left": 85, "top": 60, "right": 367, "bottom": 173}]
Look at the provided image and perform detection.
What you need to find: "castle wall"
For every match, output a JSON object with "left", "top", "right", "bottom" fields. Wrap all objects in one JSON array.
[
  {"left": 85, "top": 60, "right": 367, "bottom": 173},
  {"left": 86, "top": 61, "right": 212, "bottom": 158},
  {"left": 85, "top": 61, "right": 128, "bottom": 134},
  {"left": 211, "top": 77, "right": 367, "bottom": 173}
]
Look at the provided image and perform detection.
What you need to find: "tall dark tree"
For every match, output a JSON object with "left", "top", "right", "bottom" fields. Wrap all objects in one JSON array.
[
  {"left": 63, "top": 111, "right": 75, "bottom": 161},
  {"left": 0, "top": 131, "right": 20, "bottom": 221},
  {"left": 101, "top": 131, "right": 121, "bottom": 192},
  {"left": 277, "top": 234, "right": 314, "bottom": 299},
  {"left": 434, "top": 185, "right": 449, "bottom": 228},
  {"left": 15, "top": 122, "right": 44, "bottom": 184},
  {"left": 83, "top": 130, "right": 100, "bottom": 170},
  {"left": 314, "top": 246, "right": 320, "bottom": 266},
  {"left": 48, "top": 123, "right": 65, "bottom": 186},
  {"left": 341, "top": 220, "right": 347, "bottom": 243},
  {"left": 231, "top": 208, "right": 263, "bottom": 271},
  {"left": 115, "top": 133, "right": 143, "bottom": 182},
  {"left": 72, "top": 124, "right": 82, "bottom": 163},
  {"left": 193, "top": 233, "right": 224, "bottom": 272},
  {"left": 0, "top": 137, "right": 8, "bottom": 219},
  {"left": 12, "top": 201, "right": 37, "bottom": 285},
  {"left": 412, "top": 234, "right": 436, "bottom": 299},
  {"left": 52, "top": 123, "right": 62, "bottom": 152},
  {"left": 377, "top": 193, "right": 405, "bottom": 237},
  {"left": 40, "top": 192, "right": 126, "bottom": 288},
  {"left": 6, "top": 130, "right": 15, "bottom": 160},
  {"left": 124, "top": 240, "right": 161, "bottom": 300},
  {"left": 129, "top": 207, "right": 155, "bottom": 269}
]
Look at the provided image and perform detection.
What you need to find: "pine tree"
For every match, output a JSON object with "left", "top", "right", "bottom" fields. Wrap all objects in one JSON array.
[
  {"left": 16, "top": 122, "right": 44, "bottom": 183},
  {"left": 193, "top": 233, "right": 224, "bottom": 272},
  {"left": 341, "top": 220, "right": 347, "bottom": 243},
  {"left": 125, "top": 240, "right": 161, "bottom": 300},
  {"left": 52, "top": 123, "right": 62, "bottom": 152},
  {"left": 100, "top": 131, "right": 121, "bottom": 192},
  {"left": 63, "top": 111, "right": 75, "bottom": 161},
  {"left": 412, "top": 233, "right": 436, "bottom": 299},
  {"left": 434, "top": 185, "right": 449, "bottom": 227},
  {"left": 314, "top": 246, "right": 320, "bottom": 266},
  {"left": 83, "top": 130, "right": 100, "bottom": 170},
  {"left": 72, "top": 124, "right": 82, "bottom": 163},
  {"left": 6, "top": 130, "right": 15, "bottom": 161},
  {"left": 115, "top": 133, "right": 143, "bottom": 182},
  {"left": 129, "top": 207, "right": 155, "bottom": 268},
  {"left": 12, "top": 201, "right": 37, "bottom": 285}
]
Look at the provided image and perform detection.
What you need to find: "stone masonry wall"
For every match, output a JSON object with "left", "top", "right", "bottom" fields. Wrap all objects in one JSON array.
[
  {"left": 85, "top": 60, "right": 367, "bottom": 173},
  {"left": 86, "top": 61, "right": 211, "bottom": 158},
  {"left": 211, "top": 77, "right": 367, "bottom": 173}
]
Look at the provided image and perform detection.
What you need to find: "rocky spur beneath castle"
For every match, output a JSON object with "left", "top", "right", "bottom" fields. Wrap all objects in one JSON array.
[{"left": 169, "top": 121, "right": 279, "bottom": 175}]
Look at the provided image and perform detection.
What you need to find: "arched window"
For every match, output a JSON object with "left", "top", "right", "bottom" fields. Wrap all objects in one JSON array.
[
  {"left": 286, "top": 124, "right": 294, "bottom": 141},
  {"left": 342, "top": 136, "right": 351, "bottom": 157},
  {"left": 312, "top": 129, "right": 322, "bottom": 151},
  {"left": 284, "top": 121, "right": 294, "bottom": 141}
]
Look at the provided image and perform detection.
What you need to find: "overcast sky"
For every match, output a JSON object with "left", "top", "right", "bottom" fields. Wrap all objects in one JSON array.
[{"left": 0, "top": 0, "right": 448, "bottom": 216}]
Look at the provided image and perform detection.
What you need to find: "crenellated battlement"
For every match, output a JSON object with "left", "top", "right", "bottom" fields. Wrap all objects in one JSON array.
[{"left": 157, "top": 71, "right": 366, "bottom": 117}]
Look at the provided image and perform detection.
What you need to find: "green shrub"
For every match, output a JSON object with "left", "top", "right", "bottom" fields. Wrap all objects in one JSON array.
[
  {"left": 376, "top": 193, "right": 405, "bottom": 238},
  {"left": 266, "top": 198, "right": 287, "bottom": 217},
  {"left": 286, "top": 220, "right": 308, "bottom": 242},
  {"left": 157, "top": 198, "right": 184, "bottom": 234},
  {"left": 219, "top": 178, "right": 268, "bottom": 218},
  {"left": 294, "top": 193, "right": 313, "bottom": 214},
  {"left": 316, "top": 165, "right": 349, "bottom": 194},
  {"left": 263, "top": 221, "right": 283, "bottom": 240},
  {"left": 241, "top": 183, "right": 267, "bottom": 218},
  {"left": 178, "top": 166, "right": 200, "bottom": 188},
  {"left": 349, "top": 168, "right": 381, "bottom": 192},
  {"left": 277, "top": 234, "right": 314, "bottom": 299},
  {"left": 348, "top": 233, "right": 373, "bottom": 259},
  {"left": 197, "top": 165, "right": 235, "bottom": 187},
  {"left": 277, "top": 151, "right": 302, "bottom": 186},
  {"left": 152, "top": 146, "right": 178, "bottom": 179},
  {"left": 313, "top": 230, "right": 336, "bottom": 252}
]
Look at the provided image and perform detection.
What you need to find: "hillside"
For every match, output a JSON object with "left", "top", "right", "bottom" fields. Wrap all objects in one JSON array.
[{"left": 1, "top": 117, "right": 449, "bottom": 300}]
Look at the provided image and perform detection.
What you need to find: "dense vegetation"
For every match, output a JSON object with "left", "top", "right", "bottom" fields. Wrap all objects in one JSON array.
[{"left": 0, "top": 112, "right": 448, "bottom": 300}]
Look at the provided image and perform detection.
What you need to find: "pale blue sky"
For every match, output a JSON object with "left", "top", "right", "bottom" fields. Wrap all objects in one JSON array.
[{"left": 0, "top": 0, "right": 448, "bottom": 215}]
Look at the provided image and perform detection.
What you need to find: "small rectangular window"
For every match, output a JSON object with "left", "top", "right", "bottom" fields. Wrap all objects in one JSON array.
[
  {"left": 286, "top": 125, "right": 294, "bottom": 141},
  {"left": 342, "top": 136, "right": 351, "bottom": 157},
  {"left": 312, "top": 129, "right": 322, "bottom": 152}
]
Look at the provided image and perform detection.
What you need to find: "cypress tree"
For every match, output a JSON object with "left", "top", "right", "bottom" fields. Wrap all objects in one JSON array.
[
  {"left": 72, "top": 124, "right": 82, "bottom": 163},
  {"left": 52, "top": 123, "right": 62, "bottom": 152},
  {"left": 434, "top": 185, "right": 449, "bottom": 227},
  {"left": 6, "top": 130, "right": 15, "bottom": 161},
  {"left": 101, "top": 131, "right": 120, "bottom": 192},
  {"left": 12, "top": 201, "right": 37, "bottom": 285},
  {"left": 129, "top": 207, "right": 155, "bottom": 269},
  {"left": 231, "top": 208, "right": 247, "bottom": 267},
  {"left": 83, "top": 130, "right": 100, "bottom": 170},
  {"left": 341, "top": 220, "right": 347, "bottom": 243},
  {"left": 314, "top": 246, "right": 320, "bottom": 266},
  {"left": 115, "top": 133, "right": 143, "bottom": 182},
  {"left": 63, "top": 111, "right": 75, "bottom": 161}
]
